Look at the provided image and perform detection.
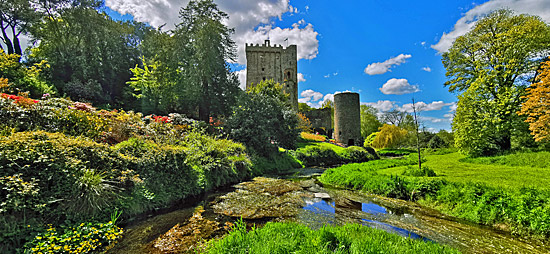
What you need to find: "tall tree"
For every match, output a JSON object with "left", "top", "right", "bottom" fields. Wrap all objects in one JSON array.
[
  {"left": 32, "top": 3, "right": 143, "bottom": 107},
  {"left": 360, "top": 105, "right": 382, "bottom": 138},
  {"left": 0, "top": 0, "right": 39, "bottom": 56},
  {"left": 443, "top": 9, "right": 550, "bottom": 156},
  {"left": 381, "top": 109, "right": 415, "bottom": 130},
  {"left": 518, "top": 57, "right": 550, "bottom": 142},
  {"left": 176, "top": 0, "right": 239, "bottom": 121}
]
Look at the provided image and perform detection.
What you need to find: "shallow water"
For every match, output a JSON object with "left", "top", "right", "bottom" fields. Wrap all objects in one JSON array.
[{"left": 110, "top": 169, "right": 550, "bottom": 253}]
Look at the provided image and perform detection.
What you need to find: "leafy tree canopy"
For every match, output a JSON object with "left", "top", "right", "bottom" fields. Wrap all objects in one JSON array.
[
  {"left": 519, "top": 57, "right": 550, "bottom": 143},
  {"left": 443, "top": 9, "right": 550, "bottom": 156}
]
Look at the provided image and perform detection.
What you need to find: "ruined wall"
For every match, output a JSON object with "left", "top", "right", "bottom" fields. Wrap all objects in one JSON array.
[
  {"left": 334, "top": 92, "right": 361, "bottom": 146},
  {"left": 245, "top": 40, "right": 298, "bottom": 110},
  {"left": 304, "top": 108, "right": 333, "bottom": 136}
]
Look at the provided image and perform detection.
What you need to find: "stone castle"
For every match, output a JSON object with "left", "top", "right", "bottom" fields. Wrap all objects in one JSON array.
[
  {"left": 245, "top": 41, "right": 361, "bottom": 146},
  {"left": 245, "top": 40, "right": 298, "bottom": 110}
]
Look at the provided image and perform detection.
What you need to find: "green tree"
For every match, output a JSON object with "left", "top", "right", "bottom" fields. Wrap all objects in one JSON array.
[
  {"left": 176, "top": 0, "right": 239, "bottom": 121},
  {"left": 443, "top": 9, "right": 550, "bottom": 156},
  {"left": 360, "top": 105, "right": 382, "bottom": 138},
  {"left": 372, "top": 124, "right": 408, "bottom": 149},
  {"left": 0, "top": 0, "right": 39, "bottom": 56},
  {"left": 298, "top": 102, "right": 313, "bottom": 113},
  {"left": 31, "top": 3, "right": 142, "bottom": 107},
  {"left": 381, "top": 109, "right": 415, "bottom": 131},
  {"left": 224, "top": 80, "right": 299, "bottom": 155}
]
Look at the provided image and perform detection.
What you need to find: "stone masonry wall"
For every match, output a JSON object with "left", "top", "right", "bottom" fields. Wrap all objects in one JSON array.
[{"left": 334, "top": 92, "right": 361, "bottom": 146}]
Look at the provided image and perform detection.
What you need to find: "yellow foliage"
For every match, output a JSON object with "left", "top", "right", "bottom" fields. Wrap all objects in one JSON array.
[
  {"left": 301, "top": 132, "right": 326, "bottom": 142},
  {"left": 519, "top": 57, "right": 550, "bottom": 142},
  {"left": 0, "top": 77, "right": 9, "bottom": 92},
  {"left": 297, "top": 112, "right": 312, "bottom": 133},
  {"left": 372, "top": 124, "right": 408, "bottom": 149}
]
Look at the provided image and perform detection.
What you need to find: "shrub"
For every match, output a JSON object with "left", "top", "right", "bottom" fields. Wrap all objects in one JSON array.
[
  {"left": 24, "top": 219, "right": 123, "bottom": 253},
  {"left": 295, "top": 146, "right": 340, "bottom": 167},
  {"left": 427, "top": 135, "right": 446, "bottom": 149},
  {"left": 402, "top": 166, "right": 437, "bottom": 177},
  {"left": 342, "top": 146, "right": 375, "bottom": 163}
]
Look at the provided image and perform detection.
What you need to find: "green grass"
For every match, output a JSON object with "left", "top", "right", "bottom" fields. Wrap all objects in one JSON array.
[
  {"left": 460, "top": 151, "right": 550, "bottom": 168},
  {"left": 203, "top": 221, "right": 460, "bottom": 254},
  {"left": 378, "top": 152, "right": 550, "bottom": 190},
  {"left": 296, "top": 141, "right": 347, "bottom": 155},
  {"left": 319, "top": 151, "right": 550, "bottom": 237}
]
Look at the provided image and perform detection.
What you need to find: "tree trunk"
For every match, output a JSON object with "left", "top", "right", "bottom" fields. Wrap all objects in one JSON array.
[
  {"left": 11, "top": 26, "right": 22, "bottom": 56},
  {"left": 1, "top": 24, "right": 14, "bottom": 55},
  {"left": 198, "top": 79, "right": 210, "bottom": 122}
]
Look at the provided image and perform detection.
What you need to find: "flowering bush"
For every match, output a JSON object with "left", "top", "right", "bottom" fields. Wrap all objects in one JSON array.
[{"left": 25, "top": 220, "right": 123, "bottom": 253}]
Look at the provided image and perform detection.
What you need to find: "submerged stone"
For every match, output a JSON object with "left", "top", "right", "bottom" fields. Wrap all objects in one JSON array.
[{"left": 212, "top": 177, "right": 312, "bottom": 219}]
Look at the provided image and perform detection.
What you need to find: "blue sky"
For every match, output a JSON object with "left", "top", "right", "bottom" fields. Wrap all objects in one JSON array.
[{"left": 99, "top": 0, "right": 550, "bottom": 131}]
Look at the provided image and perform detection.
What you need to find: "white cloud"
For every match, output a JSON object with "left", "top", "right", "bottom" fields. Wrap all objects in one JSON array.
[
  {"left": 397, "top": 101, "right": 454, "bottom": 113},
  {"left": 432, "top": 0, "right": 550, "bottom": 54},
  {"left": 235, "top": 69, "right": 247, "bottom": 90},
  {"left": 237, "top": 22, "right": 319, "bottom": 64},
  {"left": 105, "top": 0, "right": 320, "bottom": 65},
  {"left": 364, "top": 54, "right": 412, "bottom": 75},
  {"left": 362, "top": 100, "right": 395, "bottom": 112},
  {"left": 300, "top": 89, "right": 323, "bottom": 102},
  {"left": 297, "top": 73, "right": 306, "bottom": 82},
  {"left": 419, "top": 116, "right": 449, "bottom": 123},
  {"left": 379, "top": 78, "right": 420, "bottom": 95},
  {"left": 422, "top": 66, "right": 432, "bottom": 72}
]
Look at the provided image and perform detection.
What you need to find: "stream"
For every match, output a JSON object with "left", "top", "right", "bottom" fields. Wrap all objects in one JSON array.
[{"left": 108, "top": 168, "right": 550, "bottom": 253}]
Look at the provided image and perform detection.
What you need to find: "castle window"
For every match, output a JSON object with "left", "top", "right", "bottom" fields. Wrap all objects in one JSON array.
[
  {"left": 263, "top": 77, "right": 266, "bottom": 81},
  {"left": 262, "top": 68, "right": 265, "bottom": 72}
]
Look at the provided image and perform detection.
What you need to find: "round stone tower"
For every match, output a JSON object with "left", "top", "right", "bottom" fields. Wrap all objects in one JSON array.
[{"left": 334, "top": 92, "right": 361, "bottom": 146}]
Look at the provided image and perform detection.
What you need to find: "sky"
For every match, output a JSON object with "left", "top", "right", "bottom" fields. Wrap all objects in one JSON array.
[{"left": 44, "top": 0, "right": 550, "bottom": 131}]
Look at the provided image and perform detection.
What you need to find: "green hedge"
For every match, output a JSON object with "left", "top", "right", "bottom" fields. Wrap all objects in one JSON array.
[{"left": 0, "top": 131, "right": 252, "bottom": 252}]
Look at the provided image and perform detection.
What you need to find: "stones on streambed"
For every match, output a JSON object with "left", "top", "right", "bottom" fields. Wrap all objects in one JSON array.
[
  {"left": 212, "top": 177, "right": 313, "bottom": 219},
  {"left": 314, "top": 193, "right": 331, "bottom": 199}
]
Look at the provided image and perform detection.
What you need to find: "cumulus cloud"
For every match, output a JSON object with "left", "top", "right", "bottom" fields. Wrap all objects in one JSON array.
[
  {"left": 235, "top": 69, "right": 247, "bottom": 90},
  {"left": 397, "top": 101, "right": 454, "bottom": 113},
  {"left": 362, "top": 100, "right": 395, "bottom": 112},
  {"left": 237, "top": 22, "right": 319, "bottom": 64},
  {"left": 432, "top": 0, "right": 550, "bottom": 53},
  {"left": 419, "top": 116, "right": 449, "bottom": 123},
  {"left": 422, "top": 66, "right": 432, "bottom": 72},
  {"left": 379, "top": 78, "right": 420, "bottom": 95},
  {"left": 105, "top": 0, "right": 320, "bottom": 64},
  {"left": 300, "top": 89, "right": 323, "bottom": 102},
  {"left": 364, "top": 54, "right": 412, "bottom": 75},
  {"left": 297, "top": 73, "right": 306, "bottom": 82}
]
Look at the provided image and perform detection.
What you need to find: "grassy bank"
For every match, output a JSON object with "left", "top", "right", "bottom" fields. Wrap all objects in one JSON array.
[
  {"left": 319, "top": 152, "right": 550, "bottom": 237},
  {"left": 294, "top": 141, "right": 378, "bottom": 167},
  {"left": 203, "top": 221, "right": 460, "bottom": 254}
]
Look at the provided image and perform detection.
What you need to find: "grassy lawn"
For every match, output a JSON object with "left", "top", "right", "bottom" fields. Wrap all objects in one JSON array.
[{"left": 377, "top": 152, "right": 550, "bottom": 190}]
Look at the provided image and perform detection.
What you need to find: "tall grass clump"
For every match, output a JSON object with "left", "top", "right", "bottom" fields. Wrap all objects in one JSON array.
[{"left": 203, "top": 221, "right": 460, "bottom": 254}]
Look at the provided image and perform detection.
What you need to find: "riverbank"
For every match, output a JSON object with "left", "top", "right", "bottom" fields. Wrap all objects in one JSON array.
[{"left": 319, "top": 152, "right": 550, "bottom": 239}]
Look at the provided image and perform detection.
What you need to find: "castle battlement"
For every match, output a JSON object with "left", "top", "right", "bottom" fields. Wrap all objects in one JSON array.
[{"left": 245, "top": 39, "right": 298, "bottom": 110}]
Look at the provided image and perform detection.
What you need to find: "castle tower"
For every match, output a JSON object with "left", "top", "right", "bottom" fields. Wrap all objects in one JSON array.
[
  {"left": 334, "top": 92, "right": 361, "bottom": 146},
  {"left": 245, "top": 40, "right": 298, "bottom": 110}
]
